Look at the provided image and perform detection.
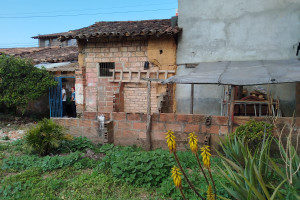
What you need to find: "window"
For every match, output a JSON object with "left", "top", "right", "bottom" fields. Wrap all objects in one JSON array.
[
  {"left": 67, "top": 39, "right": 77, "bottom": 46},
  {"left": 45, "top": 39, "right": 50, "bottom": 47},
  {"left": 99, "top": 62, "right": 115, "bottom": 77}
]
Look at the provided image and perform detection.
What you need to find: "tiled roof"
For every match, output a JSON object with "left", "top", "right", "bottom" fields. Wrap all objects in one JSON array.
[
  {"left": 60, "top": 19, "right": 181, "bottom": 40},
  {"left": 32, "top": 32, "right": 69, "bottom": 39},
  {"left": 0, "top": 46, "right": 78, "bottom": 64}
]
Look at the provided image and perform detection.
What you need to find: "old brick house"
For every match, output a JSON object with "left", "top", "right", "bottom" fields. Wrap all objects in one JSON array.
[{"left": 59, "top": 19, "right": 181, "bottom": 119}]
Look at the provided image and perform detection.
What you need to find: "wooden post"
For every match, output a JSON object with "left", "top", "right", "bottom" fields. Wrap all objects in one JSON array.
[
  {"left": 228, "top": 85, "right": 235, "bottom": 133},
  {"left": 146, "top": 81, "right": 152, "bottom": 150},
  {"left": 190, "top": 84, "right": 194, "bottom": 114}
]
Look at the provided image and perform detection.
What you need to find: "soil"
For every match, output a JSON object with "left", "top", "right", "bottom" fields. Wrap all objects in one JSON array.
[{"left": 0, "top": 114, "right": 37, "bottom": 142}]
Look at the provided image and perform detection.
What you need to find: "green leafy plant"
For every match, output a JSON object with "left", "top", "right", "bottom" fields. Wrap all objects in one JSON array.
[
  {"left": 59, "top": 136, "right": 94, "bottom": 153},
  {"left": 96, "top": 145, "right": 175, "bottom": 187},
  {"left": 1, "top": 152, "right": 83, "bottom": 172},
  {"left": 217, "top": 119, "right": 300, "bottom": 200},
  {"left": 232, "top": 119, "right": 273, "bottom": 147},
  {"left": 24, "top": 118, "right": 70, "bottom": 156},
  {"left": 0, "top": 54, "right": 57, "bottom": 114}
]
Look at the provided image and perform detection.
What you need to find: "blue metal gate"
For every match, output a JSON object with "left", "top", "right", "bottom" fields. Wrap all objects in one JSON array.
[
  {"left": 49, "top": 77, "right": 62, "bottom": 117},
  {"left": 49, "top": 76, "right": 75, "bottom": 118}
]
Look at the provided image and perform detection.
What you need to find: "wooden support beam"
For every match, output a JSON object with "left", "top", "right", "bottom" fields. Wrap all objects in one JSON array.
[
  {"left": 190, "top": 84, "right": 194, "bottom": 114},
  {"left": 228, "top": 85, "right": 235, "bottom": 133},
  {"left": 145, "top": 81, "right": 152, "bottom": 151}
]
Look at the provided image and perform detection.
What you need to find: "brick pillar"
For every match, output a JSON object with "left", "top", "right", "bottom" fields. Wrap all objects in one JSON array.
[{"left": 75, "top": 40, "right": 87, "bottom": 117}]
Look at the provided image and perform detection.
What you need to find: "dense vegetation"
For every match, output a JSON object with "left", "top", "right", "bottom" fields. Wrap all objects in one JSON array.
[
  {"left": 0, "top": 137, "right": 231, "bottom": 200},
  {"left": 0, "top": 54, "right": 57, "bottom": 114}
]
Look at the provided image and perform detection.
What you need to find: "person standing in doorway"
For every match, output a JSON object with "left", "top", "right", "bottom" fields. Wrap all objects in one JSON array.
[
  {"left": 62, "top": 85, "right": 67, "bottom": 117},
  {"left": 71, "top": 87, "right": 76, "bottom": 118}
]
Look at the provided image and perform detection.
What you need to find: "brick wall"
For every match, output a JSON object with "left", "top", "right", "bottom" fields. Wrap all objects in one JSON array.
[
  {"left": 112, "top": 112, "right": 229, "bottom": 150},
  {"left": 123, "top": 83, "right": 158, "bottom": 113},
  {"left": 52, "top": 118, "right": 104, "bottom": 143},
  {"left": 111, "top": 112, "right": 300, "bottom": 152},
  {"left": 83, "top": 37, "right": 163, "bottom": 114}
]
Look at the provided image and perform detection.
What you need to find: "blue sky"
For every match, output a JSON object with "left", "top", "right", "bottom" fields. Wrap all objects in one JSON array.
[{"left": 0, "top": 0, "right": 177, "bottom": 48}]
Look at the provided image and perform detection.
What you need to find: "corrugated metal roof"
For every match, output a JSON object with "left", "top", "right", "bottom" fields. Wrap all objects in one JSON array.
[{"left": 163, "top": 59, "right": 300, "bottom": 85}]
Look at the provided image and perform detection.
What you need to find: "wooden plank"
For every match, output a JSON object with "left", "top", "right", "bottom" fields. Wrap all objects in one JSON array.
[
  {"left": 228, "top": 86, "right": 235, "bottom": 133},
  {"left": 145, "top": 81, "right": 152, "bottom": 151},
  {"left": 190, "top": 84, "right": 194, "bottom": 114}
]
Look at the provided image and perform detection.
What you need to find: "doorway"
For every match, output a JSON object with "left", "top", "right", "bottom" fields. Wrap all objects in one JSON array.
[{"left": 49, "top": 76, "right": 75, "bottom": 118}]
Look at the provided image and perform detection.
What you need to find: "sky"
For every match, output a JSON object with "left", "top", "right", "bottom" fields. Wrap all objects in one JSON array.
[{"left": 0, "top": 0, "right": 178, "bottom": 48}]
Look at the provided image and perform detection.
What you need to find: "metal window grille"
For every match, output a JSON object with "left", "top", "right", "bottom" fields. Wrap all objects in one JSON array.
[{"left": 99, "top": 62, "right": 115, "bottom": 77}]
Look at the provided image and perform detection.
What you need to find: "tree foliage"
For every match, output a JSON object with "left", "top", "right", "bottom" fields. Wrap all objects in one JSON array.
[{"left": 0, "top": 54, "right": 57, "bottom": 113}]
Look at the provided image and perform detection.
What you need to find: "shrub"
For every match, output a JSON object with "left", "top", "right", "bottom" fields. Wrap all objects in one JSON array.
[
  {"left": 0, "top": 54, "right": 57, "bottom": 114},
  {"left": 232, "top": 119, "right": 273, "bottom": 147},
  {"left": 24, "top": 119, "right": 71, "bottom": 156}
]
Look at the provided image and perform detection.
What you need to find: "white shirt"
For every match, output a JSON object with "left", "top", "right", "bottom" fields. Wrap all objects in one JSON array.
[{"left": 62, "top": 88, "right": 66, "bottom": 101}]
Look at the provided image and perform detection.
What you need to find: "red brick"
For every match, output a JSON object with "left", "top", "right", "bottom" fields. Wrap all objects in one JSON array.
[
  {"left": 152, "top": 122, "right": 166, "bottom": 131},
  {"left": 85, "top": 127, "right": 98, "bottom": 137},
  {"left": 84, "top": 112, "right": 97, "bottom": 119},
  {"left": 212, "top": 116, "right": 228, "bottom": 126},
  {"left": 165, "top": 123, "right": 182, "bottom": 132},
  {"left": 91, "top": 121, "right": 99, "bottom": 128},
  {"left": 137, "top": 131, "right": 146, "bottom": 139},
  {"left": 233, "top": 116, "right": 252, "bottom": 126},
  {"left": 133, "top": 122, "right": 147, "bottom": 130},
  {"left": 79, "top": 120, "right": 92, "bottom": 127},
  {"left": 127, "top": 113, "right": 140, "bottom": 121},
  {"left": 66, "top": 119, "right": 79, "bottom": 127},
  {"left": 118, "top": 121, "right": 132, "bottom": 129},
  {"left": 201, "top": 125, "right": 220, "bottom": 134},
  {"left": 184, "top": 124, "right": 200, "bottom": 133},
  {"left": 176, "top": 114, "right": 193, "bottom": 123},
  {"left": 159, "top": 113, "right": 175, "bottom": 122},
  {"left": 114, "top": 129, "right": 123, "bottom": 138},
  {"left": 192, "top": 115, "right": 206, "bottom": 123},
  {"left": 123, "top": 129, "right": 136, "bottom": 137},
  {"left": 113, "top": 112, "right": 126, "bottom": 121},
  {"left": 140, "top": 113, "right": 147, "bottom": 122},
  {"left": 152, "top": 131, "right": 167, "bottom": 140},
  {"left": 219, "top": 126, "right": 228, "bottom": 135}
]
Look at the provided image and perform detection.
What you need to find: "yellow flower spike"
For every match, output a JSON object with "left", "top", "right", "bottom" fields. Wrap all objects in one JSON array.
[
  {"left": 207, "top": 184, "right": 215, "bottom": 200},
  {"left": 200, "top": 145, "right": 211, "bottom": 168},
  {"left": 171, "top": 166, "right": 182, "bottom": 188},
  {"left": 188, "top": 132, "right": 198, "bottom": 154},
  {"left": 166, "top": 130, "right": 176, "bottom": 153}
]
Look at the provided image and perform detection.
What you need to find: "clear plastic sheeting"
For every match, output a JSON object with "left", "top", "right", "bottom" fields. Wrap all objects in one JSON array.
[{"left": 163, "top": 59, "right": 300, "bottom": 85}]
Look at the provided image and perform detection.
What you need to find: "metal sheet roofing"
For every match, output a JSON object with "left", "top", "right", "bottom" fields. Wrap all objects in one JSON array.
[{"left": 163, "top": 59, "right": 300, "bottom": 85}]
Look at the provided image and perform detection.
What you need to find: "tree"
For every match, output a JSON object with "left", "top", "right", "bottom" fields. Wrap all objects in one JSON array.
[{"left": 0, "top": 54, "right": 57, "bottom": 114}]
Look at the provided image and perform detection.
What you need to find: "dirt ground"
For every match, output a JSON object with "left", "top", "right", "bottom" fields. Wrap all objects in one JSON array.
[{"left": 0, "top": 114, "right": 36, "bottom": 142}]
